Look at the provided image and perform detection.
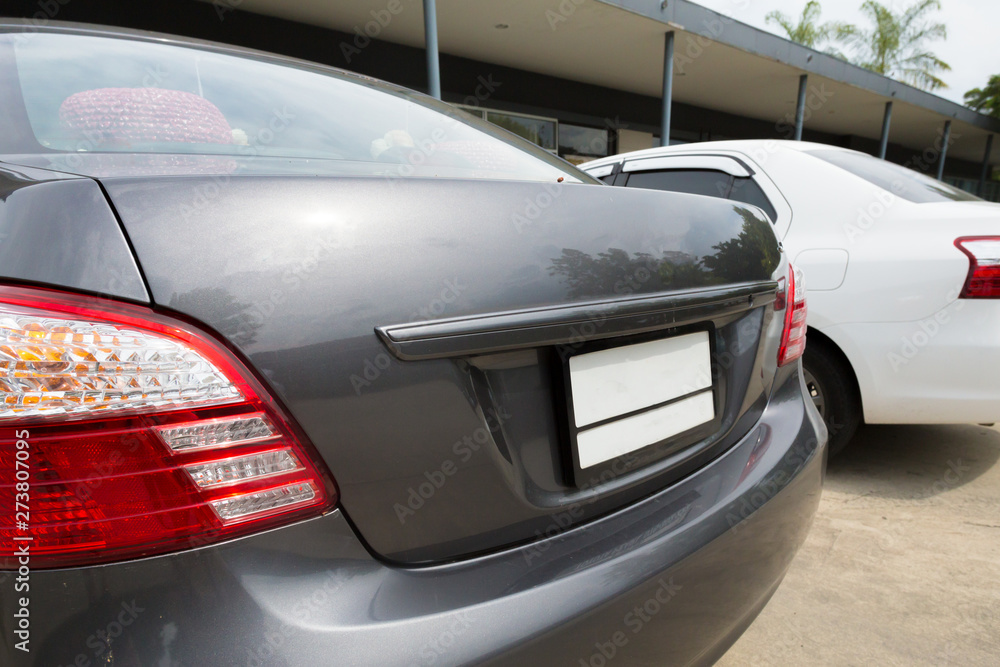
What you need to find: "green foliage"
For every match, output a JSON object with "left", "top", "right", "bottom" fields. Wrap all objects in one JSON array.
[
  {"left": 547, "top": 248, "right": 711, "bottom": 300},
  {"left": 840, "top": 0, "right": 951, "bottom": 91},
  {"left": 701, "top": 208, "right": 782, "bottom": 283},
  {"left": 768, "top": 1, "right": 951, "bottom": 91},
  {"left": 547, "top": 212, "right": 780, "bottom": 300},
  {"left": 765, "top": 1, "right": 853, "bottom": 57},
  {"left": 964, "top": 75, "right": 1000, "bottom": 119}
]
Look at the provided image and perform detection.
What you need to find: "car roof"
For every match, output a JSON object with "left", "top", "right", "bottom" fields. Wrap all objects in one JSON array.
[{"left": 582, "top": 140, "right": 854, "bottom": 169}]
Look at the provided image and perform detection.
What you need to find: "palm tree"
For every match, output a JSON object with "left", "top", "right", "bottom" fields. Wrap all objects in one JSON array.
[
  {"left": 964, "top": 75, "right": 1000, "bottom": 119},
  {"left": 841, "top": 0, "right": 951, "bottom": 91},
  {"left": 765, "top": 1, "right": 852, "bottom": 56}
]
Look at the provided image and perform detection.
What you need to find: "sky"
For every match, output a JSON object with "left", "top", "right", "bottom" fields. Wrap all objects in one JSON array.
[{"left": 694, "top": 0, "right": 999, "bottom": 105}]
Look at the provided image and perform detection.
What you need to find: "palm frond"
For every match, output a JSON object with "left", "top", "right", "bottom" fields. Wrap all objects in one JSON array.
[{"left": 840, "top": 0, "right": 949, "bottom": 90}]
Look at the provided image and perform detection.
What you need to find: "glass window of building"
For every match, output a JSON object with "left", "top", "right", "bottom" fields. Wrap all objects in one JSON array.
[
  {"left": 559, "top": 123, "right": 610, "bottom": 162},
  {"left": 486, "top": 111, "right": 556, "bottom": 152}
]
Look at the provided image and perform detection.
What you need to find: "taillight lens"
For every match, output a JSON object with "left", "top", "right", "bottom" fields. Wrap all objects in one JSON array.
[
  {"left": 777, "top": 263, "right": 807, "bottom": 366},
  {"left": 955, "top": 237, "right": 1000, "bottom": 299},
  {"left": 0, "top": 285, "right": 336, "bottom": 569}
]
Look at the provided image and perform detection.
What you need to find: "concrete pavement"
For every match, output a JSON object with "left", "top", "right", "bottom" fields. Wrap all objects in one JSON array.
[{"left": 718, "top": 423, "right": 1000, "bottom": 666}]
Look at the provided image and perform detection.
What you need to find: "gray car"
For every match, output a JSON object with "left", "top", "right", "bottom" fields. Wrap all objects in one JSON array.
[{"left": 0, "top": 22, "right": 826, "bottom": 667}]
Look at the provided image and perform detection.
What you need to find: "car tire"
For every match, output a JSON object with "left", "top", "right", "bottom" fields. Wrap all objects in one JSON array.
[{"left": 801, "top": 341, "right": 861, "bottom": 457}]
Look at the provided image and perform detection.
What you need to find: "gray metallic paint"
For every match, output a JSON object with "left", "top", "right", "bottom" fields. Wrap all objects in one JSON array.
[
  {"left": 6, "top": 368, "right": 823, "bottom": 667},
  {"left": 0, "top": 24, "right": 826, "bottom": 666},
  {"left": 88, "top": 172, "right": 784, "bottom": 563},
  {"left": 0, "top": 164, "right": 148, "bottom": 302}
]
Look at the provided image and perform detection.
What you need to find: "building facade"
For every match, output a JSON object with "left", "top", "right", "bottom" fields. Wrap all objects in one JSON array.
[{"left": 4, "top": 0, "right": 997, "bottom": 199}]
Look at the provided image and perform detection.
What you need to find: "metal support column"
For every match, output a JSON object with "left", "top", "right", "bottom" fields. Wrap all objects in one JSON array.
[
  {"left": 878, "top": 101, "right": 893, "bottom": 159},
  {"left": 978, "top": 134, "right": 994, "bottom": 198},
  {"left": 793, "top": 74, "right": 808, "bottom": 141},
  {"left": 423, "top": 0, "right": 441, "bottom": 99},
  {"left": 936, "top": 120, "right": 952, "bottom": 181},
  {"left": 660, "top": 31, "right": 674, "bottom": 147}
]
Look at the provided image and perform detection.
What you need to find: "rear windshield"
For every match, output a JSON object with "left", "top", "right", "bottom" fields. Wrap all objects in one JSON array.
[
  {"left": 808, "top": 149, "right": 980, "bottom": 203},
  {"left": 3, "top": 32, "right": 585, "bottom": 182}
]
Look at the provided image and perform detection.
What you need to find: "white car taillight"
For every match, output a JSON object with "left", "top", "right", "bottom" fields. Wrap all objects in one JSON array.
[
  {"left": 776, "top": 263, "right": 807, "bottom": 366},
  {"left": 955, "top": 237, "right": 1000, "bottom": 299},
  {"left": 0, "top": 285, "right": 336, "bottom": 569}
]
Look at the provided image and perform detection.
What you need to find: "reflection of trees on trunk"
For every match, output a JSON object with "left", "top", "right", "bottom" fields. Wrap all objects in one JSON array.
[
  {"left": 548, "top": 209, "right": 780, "bottom": 299},
  {"left": 700, "top": 208, "right": 781, "bottom": 283},
  {"left": 548, "top": 248, "right": 706, "bottom": 299}
]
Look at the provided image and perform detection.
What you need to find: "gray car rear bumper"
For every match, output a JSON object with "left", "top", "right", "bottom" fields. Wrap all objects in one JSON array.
[{"left": 4, "top": 369, "right": 824, "bottom": 667}]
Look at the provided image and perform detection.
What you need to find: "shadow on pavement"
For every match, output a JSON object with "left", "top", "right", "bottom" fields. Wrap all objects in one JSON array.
[{"left": 824, "top": 424, "right": 1000, "bottom": 500}]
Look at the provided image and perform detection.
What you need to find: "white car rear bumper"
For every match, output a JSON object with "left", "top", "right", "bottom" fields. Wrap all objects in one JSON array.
[{"left": 824, "top": 300, "right": 1000, "bottom": 424}]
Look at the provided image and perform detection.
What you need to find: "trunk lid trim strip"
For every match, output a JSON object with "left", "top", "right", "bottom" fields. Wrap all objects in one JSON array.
[{"left": 376, "top": 281, "right": 777, "bottom": 360}]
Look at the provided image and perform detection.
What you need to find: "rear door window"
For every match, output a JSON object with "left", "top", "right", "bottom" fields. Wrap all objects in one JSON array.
[
  {"left": 624, "top": 169, "right": 732, "bottom": 198},
  {"left": 728, "top": 177, "right": 778, "bottom": 221},
  {"left": 808, "top": 149, "right": 980, "bottom": 202},
  {"left": 624, "top": 167, "right": 779, "bottom": 222}
]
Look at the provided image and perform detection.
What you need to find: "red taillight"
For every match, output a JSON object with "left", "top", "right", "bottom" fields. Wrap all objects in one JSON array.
[
  {"left": 955, "top": 237, "right": 1000, "bottom": 299},
  {"left": 777, "top": 263, "right": 807, "bottom": 366},
  {"left": 0, "top": 285, "right": 336, "bottom": 569}
]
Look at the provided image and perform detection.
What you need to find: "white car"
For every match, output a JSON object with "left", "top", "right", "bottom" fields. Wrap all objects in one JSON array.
[{"left": 583, "top": 141, "right": 1000, "bottom": 454}]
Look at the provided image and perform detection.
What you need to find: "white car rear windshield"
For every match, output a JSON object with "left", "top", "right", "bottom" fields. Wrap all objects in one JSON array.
[
  {"left": 7, "top": 32, "right": 584, "bottom": 183},
  {"left": 808, "top": 149, "right": 980, "bottom": 203}
]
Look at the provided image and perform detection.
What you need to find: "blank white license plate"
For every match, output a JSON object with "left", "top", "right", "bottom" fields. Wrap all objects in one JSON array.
[{"left": 569, "top": 331, "right": 714, "bottom": 469}]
